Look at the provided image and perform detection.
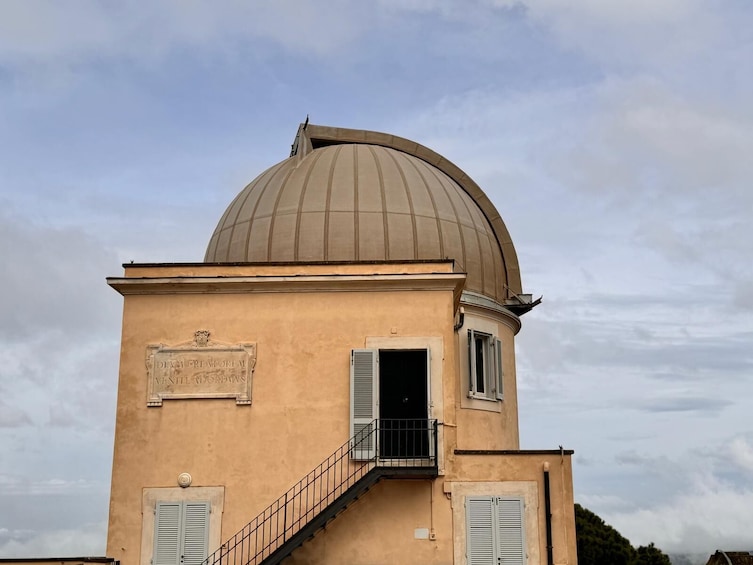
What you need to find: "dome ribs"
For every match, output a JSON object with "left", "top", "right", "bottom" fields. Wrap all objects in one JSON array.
[
  {"left": 352, "top": 145, "right": 360, "bottom": 261},
  {"left": 366, "top": 145, "right": 390, "bottom": 260},
  {"left": 295, "top": 123, "right": 523, "bottom": 296},
  {"left": 382, "top": 147, "right": 419, "bottom": 261},
  {"left": 355, "top": 145, "right": 385, "bottom": 261},
  {"left": 222, "top": 179, "right": 255, "bottom": 262},
  {"left": 321, "top": 145, "right": 343, "bottom": 261},
  {"left": 205, "top": 178, "right": 248, "bottom": 261},
  {"left": 406, "top": 152, "right": 446, "bottom": 259},
  {"left": 205, "top": 124, "right": 522, "bottom": 303},
  {"left": 242, "top": 160, "right": 289, "bottom": 262},
  {"left": 268, "top": 150, "right": 323, "bottom": 262},
  {"left": 420, "top": 159, "right": 469, "bottom": 280},
  {"left": 230, "top": 161, "right": 284, "bottom": 262},
  {"left": 446, "top": 172, "right": 487, "bottom": 297},
  {"left": 294, "top": 144, "right": 336, "bottom": 261}
]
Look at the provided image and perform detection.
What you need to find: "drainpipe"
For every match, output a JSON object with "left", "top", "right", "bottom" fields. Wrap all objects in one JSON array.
[
  {"left": 453, "top": 307, "right": 465, "bottom": 332},
  {"left": 543, "top": 462, "right": 554, "bottom": 565}
]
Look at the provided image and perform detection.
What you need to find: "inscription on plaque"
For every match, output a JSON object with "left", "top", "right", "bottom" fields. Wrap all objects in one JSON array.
[{"left": 146, "top": 331, "right": 256, "bottom": 406}]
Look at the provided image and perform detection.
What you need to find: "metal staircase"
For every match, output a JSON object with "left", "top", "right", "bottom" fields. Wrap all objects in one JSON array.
[{"left": 204, "top": 419, "right": 438, "bottom": 565}]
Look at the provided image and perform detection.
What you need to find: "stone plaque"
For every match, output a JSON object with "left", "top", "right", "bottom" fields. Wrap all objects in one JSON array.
[{"left": 146, "top": 330, "right": 256, "bottom": 406}]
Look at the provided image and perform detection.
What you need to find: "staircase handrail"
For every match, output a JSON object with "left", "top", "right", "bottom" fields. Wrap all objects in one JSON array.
[{"left": 203, "top": 418, "right": 437, "bottom": 565}]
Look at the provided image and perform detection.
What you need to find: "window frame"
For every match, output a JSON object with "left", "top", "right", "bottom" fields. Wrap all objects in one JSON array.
[
  {"left": 350, "top": 347, "right": 434, "bottom": 461},
  {"left": 140, "top": 486, "right": 224, "bottom": 565},
  {"left": 467, "top": 329, "right": 503, "bottom": 401}
]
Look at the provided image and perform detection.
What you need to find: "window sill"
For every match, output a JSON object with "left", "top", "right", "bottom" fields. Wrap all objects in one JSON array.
[
  {"left": 461, "top": 393, "right": 503, "bottom": 413},
  {"left": 467, "top": 393, "right": 501, "bottom": 402}
]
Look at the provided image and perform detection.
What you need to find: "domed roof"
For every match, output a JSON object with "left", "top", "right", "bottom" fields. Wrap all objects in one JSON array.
[{"left": 205, "top": 124, "right": 522, "bottom": 303}]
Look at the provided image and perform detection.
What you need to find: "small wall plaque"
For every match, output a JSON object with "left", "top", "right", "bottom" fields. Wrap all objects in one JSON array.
[{"left": 146, "top": 330, "right": 256, "bottom": 406}]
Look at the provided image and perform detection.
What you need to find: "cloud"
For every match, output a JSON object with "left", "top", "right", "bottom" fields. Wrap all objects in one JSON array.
[
  {"left": 511, "top": 0, "right": 737, "bottom": 70},
  {"left": 631, "top": 396, "right": 732, "bottom": 415},
  {"left": 0, "top": 213, "right": 120, "bottom": 341},
  {"left": 0, "top": 0, "right": 364, "bottom": 68},
  {"left": 0, "top": 520, "right": 107, "bottom": 557},
  {"left": 733, "top": 281, "right": 753, "bottom": 311},
  {"left": 0, "top": 399, "right": 32, "bottom": 428},
  {"left": 578, "top": 436, "right": 753, "bottom": 553},
  {"left": 0, "top": 473, "right": 106, "bottom": 496},
  {"left": 608, "top": 477, "right": 753, "bottom": 553},
  {"left": 0, "top": 332, "right": 119, "bottom": 435},
  {"left": 706, "top": 435, "right": 753, "bottom": 476},
  {"left": 542, "top": 76, "right": 753, "bottom": 230},
  {"left": 727, "top": 437, "right": 753, "bottom": 473},
  {"left": 577, "top": 493, "right": 634, "bottom": 513},
  {"left": 47, "top": 403, "right": 81, "bottom": 428},
  {"left": 518, "top": 308, "right": 753, "bottom": 380},
  {"left": 407, "top": 66, "right": 753, "bottom": 558},
  {"left": 0, "top": 0, "right": 750, "bottom": 560}
]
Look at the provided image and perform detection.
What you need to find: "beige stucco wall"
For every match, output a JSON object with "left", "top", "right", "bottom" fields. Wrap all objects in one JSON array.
[
  {"left": 284, "top": 452, "right": 577, "bottom": 565},
  {"left": 107, "top": 263, "right": 460, "bottom": 565},
  {"left": 0, "top": 561, "right": 116, "bottom": 565},
  {"left": 454, "top": 305, "right": 521, "bottom": 451},
  {"left": 105, "top": 262, "right": 576, "bottom": 565},
  {"left": 287, "top": 479, "right": 453, "bottom": 565},
  {"left": 448, "top": 453, "right": 578, "bottom": 565}
]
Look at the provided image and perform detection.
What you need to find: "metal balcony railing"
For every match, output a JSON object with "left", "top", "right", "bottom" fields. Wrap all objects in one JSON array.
[{"left": 204, "top": 419, "right": 438, "bottom": 565}]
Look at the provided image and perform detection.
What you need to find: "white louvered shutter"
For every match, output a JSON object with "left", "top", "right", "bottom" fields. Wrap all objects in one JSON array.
[
  {"left": 350, "top": 349, "right": 377, "bottom": 460},
  {"left": 154, "top": 502, "right": 182, "bottom": 565},
  {"left": 494, "top": 338, "right": 504, "bottom": 400},
  {"left": 496, "top": 498, "right": 525, "bottom": 565},
  {"left": 466, "top": 497, "right": 494, "bottom": 565},
  {"left": 425, "top": 348, "right": 434, "bottom": 458},
  {"left": 181, "top": 502, "right": 210, "bottom": 565},
  {"left": 467, "top": 329, "right": 476, "bottom": 394}
]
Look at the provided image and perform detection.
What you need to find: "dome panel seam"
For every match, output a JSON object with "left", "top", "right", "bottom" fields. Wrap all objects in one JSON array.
[
  {"left": 266, "top": 158, "right": 304, "bottom": 262},
  {"left": 383, "top": 147, "right": 419, "bottom": 259},
  {"left": 240, "top": 160, "right": 288, "bottom": 262}
]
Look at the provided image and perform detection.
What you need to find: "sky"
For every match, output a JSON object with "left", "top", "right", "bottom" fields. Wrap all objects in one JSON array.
[{"left": 0, "top": 0, "right": 752, "bottom": 561}]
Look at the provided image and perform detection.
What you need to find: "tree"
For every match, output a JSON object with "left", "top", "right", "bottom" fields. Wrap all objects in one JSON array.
[
  {"left": 574, "top": 504, "right": 671, "bottom": 565},
  {"left": 635, "top": 543, "right": 672, "bottom": 565},
  {"left": 575, "top": 504, "right": 635, "bottom": 565}
]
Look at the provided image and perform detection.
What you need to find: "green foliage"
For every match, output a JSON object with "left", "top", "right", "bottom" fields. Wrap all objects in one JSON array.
[
  {"left": 574, "top": 504, "right": 671, "bottom": 565},
  {"left": 575, "top": 503, "right": 635, "bottom": 565},
  {"left": 635, "top": 543, "right": 672, "bottom": 565}
]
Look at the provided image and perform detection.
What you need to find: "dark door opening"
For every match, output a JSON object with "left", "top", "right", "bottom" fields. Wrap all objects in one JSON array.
[{"left": 378, "top": 349, "right": 429, "bottom": 458}]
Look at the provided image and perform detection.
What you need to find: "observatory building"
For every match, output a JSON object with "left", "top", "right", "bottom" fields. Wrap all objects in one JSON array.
[{"left": 105, "top": 124, "right": 577, "bottom": 565}]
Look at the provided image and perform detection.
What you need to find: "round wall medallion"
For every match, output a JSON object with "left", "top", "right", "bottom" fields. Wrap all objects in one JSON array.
[{"left": 177, "top": 473, "right": 192, "bottom": 488}]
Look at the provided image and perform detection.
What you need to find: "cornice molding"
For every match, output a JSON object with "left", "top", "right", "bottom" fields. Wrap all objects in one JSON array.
[
  {"left": 108, "top": 272, "right": 467, "bottom": 305},
  {"left": 460, "top": 291, "right": 522, "bottom": 334}
]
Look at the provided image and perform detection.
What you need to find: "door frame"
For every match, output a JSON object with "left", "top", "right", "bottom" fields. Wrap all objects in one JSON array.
[
  {"left": 364, "top": 336, "right": 444, "bottom": 468},
  {"left": 377, "top": 348, "right": 432, "bottom": 460}
]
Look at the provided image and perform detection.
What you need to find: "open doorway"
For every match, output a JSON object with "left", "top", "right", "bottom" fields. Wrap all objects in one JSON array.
[{"left": 378, "top": 350, "right": 429, "bottom": 458}]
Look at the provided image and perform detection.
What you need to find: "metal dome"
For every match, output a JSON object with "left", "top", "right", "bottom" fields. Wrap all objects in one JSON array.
[{"left": 205, "top": 124, "right": 522, "bottom": 303}]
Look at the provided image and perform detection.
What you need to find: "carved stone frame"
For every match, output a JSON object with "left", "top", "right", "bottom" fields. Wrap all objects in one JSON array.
[{"left": 145, "top": 330, "right": 256, "bottom": 406}]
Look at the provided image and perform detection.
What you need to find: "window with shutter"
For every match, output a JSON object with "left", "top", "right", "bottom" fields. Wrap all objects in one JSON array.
[
  {"left": 350, "top": 349, "right": 377, "bottom": 460},
  {"left": 467, "top": 330, "right": 504, "bottom": 401},
  {"left": 496, "top": 498, "right": 525, "bottom": 565},
  {"left": 466, "top": 497, "right": 495, "bottom": 565},
  {"left": 154, "top": 501, "right": 210, "bottom": 565},
  {"left": 466, "top": 496, "right": 525, "bottom": 565},
  {"left": 494, "top": 338, "right": 503, "bottom": 400},
  {"left": 154, "top": 502, "right": 182, "bottom": 565},
  {"left": 182, "top": 502, "right": 210, "bottom": 565}
]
